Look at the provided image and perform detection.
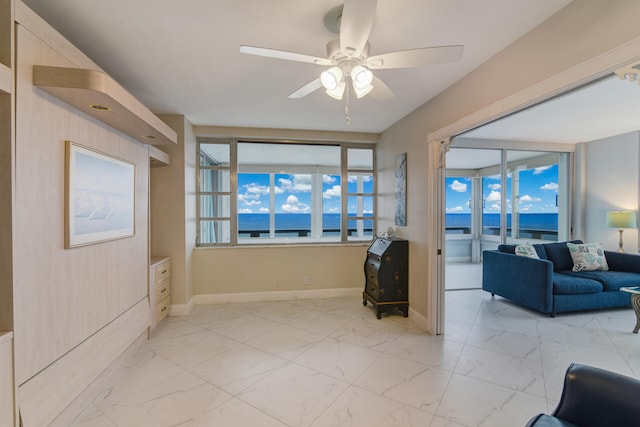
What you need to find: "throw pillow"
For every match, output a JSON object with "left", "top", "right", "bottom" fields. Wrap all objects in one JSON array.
[
  {"left": 515, "top": 242, "right": 539, "bottom": 259},
  {"left": 567, "top": 242, "right": 609, "bottom": 272}
]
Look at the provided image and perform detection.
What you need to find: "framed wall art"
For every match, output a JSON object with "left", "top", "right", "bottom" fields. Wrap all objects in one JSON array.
[
  {"left": 65, "top": 141, "right": 135, "bottom": 248},
  {"left": 395, "top": 152, "right": 407, "bottom": 226}
]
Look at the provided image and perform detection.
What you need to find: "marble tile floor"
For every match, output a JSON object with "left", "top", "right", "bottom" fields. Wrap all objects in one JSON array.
[{"left": 70, "top": 290, "right": 640, "bottom": 427}]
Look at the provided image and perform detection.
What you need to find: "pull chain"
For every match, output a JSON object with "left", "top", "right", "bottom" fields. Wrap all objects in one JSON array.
[{"left": 344, "top": 82, "right": 351, "bottom": 125}]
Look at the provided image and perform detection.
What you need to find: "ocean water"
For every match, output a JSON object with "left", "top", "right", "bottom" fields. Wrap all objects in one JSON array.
[{"left": 446, "top": 213, "right": 558, "bottom": 230}]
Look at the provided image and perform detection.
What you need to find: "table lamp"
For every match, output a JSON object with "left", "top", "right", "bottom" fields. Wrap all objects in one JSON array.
[{"left": 606, "top": 210, "right": 638, "bottom": 252}]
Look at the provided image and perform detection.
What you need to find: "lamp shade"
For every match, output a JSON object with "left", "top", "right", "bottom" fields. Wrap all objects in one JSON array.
[
  {"left": 320, "top": 66, "right": 343, "bottom": 91},
  {"left": 606, "top": 211, "right": 638, "bottom": 229}
]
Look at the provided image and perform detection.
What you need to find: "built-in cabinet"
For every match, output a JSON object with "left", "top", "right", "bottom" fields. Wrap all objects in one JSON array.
[{"left": 150, "top": 257, "right": 171, "bottom": 330}]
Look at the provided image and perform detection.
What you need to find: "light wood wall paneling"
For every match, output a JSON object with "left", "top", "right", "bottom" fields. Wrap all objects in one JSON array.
[
  {"left": 13, "top": 14, "right": 149, "bottom": 389},
  {"left": 18, "top": 300, "right": 150, "bottom": 427}
]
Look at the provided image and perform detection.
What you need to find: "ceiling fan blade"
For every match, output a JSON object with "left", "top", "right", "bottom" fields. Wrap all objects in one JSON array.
[
  {"left": 367, "top": 45, "right": 464, "bottom": 69},
  {"left": 289, "top": 77, "right": 323, "bottom": 98},
  {"left": 240, "top": 45, "right": 332, "bottom": 66},
  {"left": 369, "top": 75, "right": 394, "bottom": 101},
  {"left": 340, "top": 0, "right": 377, "bottom": 58}
]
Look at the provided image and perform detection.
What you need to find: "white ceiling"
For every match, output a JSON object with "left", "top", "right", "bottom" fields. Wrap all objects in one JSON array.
[
  {"left": 21, "top": 0, "right": 572, "bottom": 133},
  {"left": 460, "top": 75, "right": 640, "bottom": 144}
]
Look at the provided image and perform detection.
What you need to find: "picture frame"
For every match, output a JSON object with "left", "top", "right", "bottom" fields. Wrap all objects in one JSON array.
[
  {"left": 395, "top": 152, "right": 407, "bottom": 226},
  {"left": 65, "top": 141, "right": 135, "bottom": 248}
]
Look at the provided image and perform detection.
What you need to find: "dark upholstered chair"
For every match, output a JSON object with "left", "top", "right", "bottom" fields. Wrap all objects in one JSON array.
[{"left": 526, "top": 363, "right": 640, "bottom": 427}]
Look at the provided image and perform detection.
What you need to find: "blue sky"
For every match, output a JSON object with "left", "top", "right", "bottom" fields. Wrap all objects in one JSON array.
[
  {"left": 237, "top": 173, "right": 373, "bottom": 214},
  {"left": 446, "top": 164, "right": 559, "bottom": 214}
]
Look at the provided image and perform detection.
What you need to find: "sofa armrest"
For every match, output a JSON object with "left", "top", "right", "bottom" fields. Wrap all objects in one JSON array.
[
  {"left": 605, "top": 251, "right": 640, "bottom": 273},
  {"left": 482, "top": 250, "right": 554, "bottom": 313},
  {"left": 551, "top": 363, "right": 640, "bottom": 427}
]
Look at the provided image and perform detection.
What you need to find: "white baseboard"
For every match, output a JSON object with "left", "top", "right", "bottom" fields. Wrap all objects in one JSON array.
[
  {"left": 408, "top": 306, "right": 430, "bottom": 333},
  {"left": 193, "top": 287, "right": 362, "bottom": 305},
  {"left": 169, "top": 297, "right": 195, "bottom": 316}
]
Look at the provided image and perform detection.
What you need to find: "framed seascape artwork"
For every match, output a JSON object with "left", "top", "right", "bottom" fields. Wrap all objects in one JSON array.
[
  {"left": 65, "top": 141, "right": 135, "bottom": 248},
  {"left": 395, "top": 152, "right": 407, "bottom": 226}
]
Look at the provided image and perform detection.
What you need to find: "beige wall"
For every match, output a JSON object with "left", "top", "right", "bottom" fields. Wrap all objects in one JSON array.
[
  {"left": 377, "top": 0, "right": 640, "bottom": 326},
  {"left": 193, "top": 244, "right": 367, "bottom": 296},
  {"left": 152, "top": 114, "right": 197, "bottom": 310}
]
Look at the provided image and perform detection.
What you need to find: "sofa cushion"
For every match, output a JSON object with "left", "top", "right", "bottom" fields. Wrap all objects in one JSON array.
[
  {"left": 499, "top": 243, "right": 546, "bottom": 258},
  {"left": 516, "top": 242, "right": 540, "bottom": 258},
  {"left": 567, "top": 242, "right": 609, "bottom": 272},
  {"left": 543, "top": 240, "right": 583, "bottom": 271},
  {"left": 553, "top": 273, "right": 603, "bottom": 295},
  {"left": 560, "top": 270, "right": 640, "bottom": 291}
]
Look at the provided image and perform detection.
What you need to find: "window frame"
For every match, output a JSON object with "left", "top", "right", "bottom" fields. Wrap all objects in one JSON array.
[{"left": 196, "top": 138, "right": 376, "bottom": 246}]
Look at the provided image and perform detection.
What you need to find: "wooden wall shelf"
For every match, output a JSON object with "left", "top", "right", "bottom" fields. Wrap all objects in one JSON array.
[
  {"left": 33, "top": 65, "right": 177, "bottom": 145},
  {"left": 149, "top": 145, "right": 170, "bottom": 167},
  {"left": 0, "top": 63, "right": 11, "bottom": 94}
]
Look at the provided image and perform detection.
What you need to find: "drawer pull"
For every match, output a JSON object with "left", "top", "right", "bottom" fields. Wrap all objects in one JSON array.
[
  {"left": 160, "top": 288, "right": 167, "bottom": 293},
  {"left": 160, "top": 306, "right": 167, "bottom": 312},
  {"left": 161, "top": 269, "right": 167, "bottom": 274}
]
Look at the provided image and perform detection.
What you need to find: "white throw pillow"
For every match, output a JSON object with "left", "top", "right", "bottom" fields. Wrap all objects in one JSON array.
[
  {"left": 515, "top": 242, "right": 539, "bottom": 259},
  {"left": 567, "top": 242, "right": 609, "bottom": 272}
]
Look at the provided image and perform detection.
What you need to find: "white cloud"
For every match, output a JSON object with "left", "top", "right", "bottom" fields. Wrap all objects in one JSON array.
[
  {"left": 323, "top": 185, "right": 341, "bottom": 199},
  {"left": 278, "top": 175, "right": 311, "bottom": 193},
  {"left": 238, "top": 208, "right": 252, "bottom": 213},
  {"left": 323, "top": 175, "right": 336, "bottom": 184},
  {"left": 450, "top": 180, "right": 467, "bottom": 193},
  {"left": 446, "top": 206, "right": 464, "bottom": 213},
  {"left": 259, "top": 207, "right": 269, "bottom": 213},
  {"left": 487, "top": 183, "right": 501, "bottom": 191},
  {"left": 520, "top": 204, "right": 533, "bottom": 212},
  {"left": 540, "top": 182, "right": 558, "bottom": 191},
  {"left": 281, "top": 195, "right": 310, "bottom": 213},
  {"left": 520, "top": 194, "right": 541, "bottom": 202},
  {"left": 489, "top": 203, "right": 501, "bottom": 211},
  {"left": 243, "top": 199, "right": 261, "bottom": 206},
  {"left": 244, "top": 183, "right": 270, "bottom": 196},
  {"left": 534, "top": 165, "right": 552, "bottom": 175},
  {"left": 486, "top": 191, "right": 501, "bottom": 202}
]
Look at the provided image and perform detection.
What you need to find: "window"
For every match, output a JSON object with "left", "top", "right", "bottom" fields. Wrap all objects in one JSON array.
[{"left": 197, "top": 140, "right": 376, "bottom": 245}]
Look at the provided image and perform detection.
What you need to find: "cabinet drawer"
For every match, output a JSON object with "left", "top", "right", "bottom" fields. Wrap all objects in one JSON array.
[
  {"left": 155, "top": 261, "right": 170, "bottom": 282},
  {"left": 156, "top": 296, "right": 170, "bottom": 322},
  {"left": 155, "top": 279, "right": 170, "bottom": 301}
]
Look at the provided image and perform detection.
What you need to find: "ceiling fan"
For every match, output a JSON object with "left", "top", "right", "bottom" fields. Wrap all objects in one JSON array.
[{"left": 239, "top": 0, "right": 464, "bottom": 109}]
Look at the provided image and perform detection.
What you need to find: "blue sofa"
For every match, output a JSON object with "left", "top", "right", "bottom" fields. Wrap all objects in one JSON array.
[{"left": 482, "top": 240, "right": 640, "bottom": 316}]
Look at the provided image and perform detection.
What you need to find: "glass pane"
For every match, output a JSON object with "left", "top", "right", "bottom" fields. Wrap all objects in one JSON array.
[
  {"left": 482, "top": 175, "right": 509, "bottom": 236},
  {"left": 348, "top": 195, "right": 374, "bottom": 217},
  {"left": 508, "top": 153, "right": 559, "bottom": 241},
  {"left": 200, "top": 143, "right": 230, "bottom": 167},
  {"left": 445, "top": 176, "right": 472, "bottom": 234},
  {"left": 347, "top": 174, "right": 373, "bottom": 194},
  {"left": 199, "top": 195, "right": 230, "bottom": 218},
  {"left": 348, "top": 148, "right": 373, "bottom": 170},
  {"left": 200, "top": 169, "right": 230, "bottom": 192},
  {"left": 238, "top": 143, "right": 340, "bottom": 169},
  {"left": 274, "top": 173, "right": 311, "bottom": 237},
  {"left": 200, "top": 220, "right": 230, "bottom": 244},
  {"left": 323, "top": 174, "right": 341, "bottom": 236},
  {"left": 238, "top": 173, "right": 270, "bottom": 239},
  {"left": 347, "top": 218, "right": 374, "bottom": 238}
]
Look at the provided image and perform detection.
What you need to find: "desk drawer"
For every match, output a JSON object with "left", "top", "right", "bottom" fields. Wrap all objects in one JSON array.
[
  {"left": 156, "top": 296, "right": 170, "bottom": 322},
  {"left": 155, "top": 279, "right": 170, "bottom": 301},
  {"left": 155, "top": 261, "right": 170, "bottom": 283}
]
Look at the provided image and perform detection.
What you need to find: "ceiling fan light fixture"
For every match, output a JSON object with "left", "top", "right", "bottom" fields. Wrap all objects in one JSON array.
[
  {"left": 320, "top": 66, "right": 343, "bottom": 90},
  {"left": 351, "top": 65, "right": 373, "bottom": 89},
  {"left": 325, "top": 80, "right": 346, "bottom": 100},
  {"left": 351, "top": 65, "right": 373, "bottom": 98}
]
